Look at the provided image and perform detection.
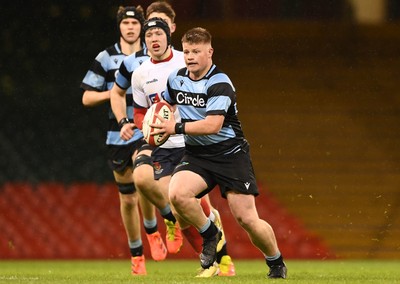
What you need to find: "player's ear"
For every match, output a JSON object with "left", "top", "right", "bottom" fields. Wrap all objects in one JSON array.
[
  {"left": 208, "top": 47, "right": 214, "bottom": 58},
  {"left": 170, "top": 23, "right": 176, "bottom": 34}
]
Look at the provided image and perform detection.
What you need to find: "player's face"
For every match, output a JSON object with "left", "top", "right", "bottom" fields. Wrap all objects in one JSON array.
[
  {"left": 145, "top": 28, "right": 169, "bottom": 60},
  {"left": 147, "top": 12, "right": 176, "bottom": 34},
  {"left": 120, "top": 18, "right": 142, "bottom": 44},
  {"left": 182, "top": 42, "right": 213, "bottom": 80}
]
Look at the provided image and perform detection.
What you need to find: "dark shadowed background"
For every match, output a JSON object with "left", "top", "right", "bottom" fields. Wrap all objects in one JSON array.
[{"left": 1, "top": 0, "right": 398, "bottom": 183}]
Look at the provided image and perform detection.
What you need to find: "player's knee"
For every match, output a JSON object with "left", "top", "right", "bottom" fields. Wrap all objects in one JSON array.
[
  {"left": 133, "top": 154, "right": 153, "bottom": 188},
  {"left": 168, "top": 191, "right": 178, "bottom": 206},
  {"left": 134, "top": 154, "right": 152, "bottom": 169},
  {"left": 134, "top": 170, "right": 151, "bottom": 190},
  {"left": 119, "top": 193, "right": 139, "bottom": 209},
  {"left": 235, "top": 214, "right": 258, "bottom": 231},
  {"left": 169, "top": 190, "right": 185, "bottom": 208},
  {"left": 117, "top": 182, "right": 136, "bottom": 195}
]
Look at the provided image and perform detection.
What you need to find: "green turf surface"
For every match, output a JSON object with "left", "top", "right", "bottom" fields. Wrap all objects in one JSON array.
[{"left": 0, "top": 260, "right": 399, "bottom": 283}]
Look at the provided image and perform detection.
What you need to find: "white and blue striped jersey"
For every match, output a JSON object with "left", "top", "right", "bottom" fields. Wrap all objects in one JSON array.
[
  {"left": 163, "top": 64, "right": 247, "bottom": 156},
  {"left": 80, "top": 43, "right": 144, "bottom": 146}
]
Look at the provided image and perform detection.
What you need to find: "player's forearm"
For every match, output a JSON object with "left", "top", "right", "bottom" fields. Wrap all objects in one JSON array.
[
  {"left": 82, "top": 90, "right": 110, "bottom": 107},
  {"left": 179, "top": 115, "right": 223, "bottom": 135},
  {"left": 110, "top": 86, "right": 128, "bottom": 121},
  {"left": 133, "top": 108, "right": 146, "bottom": 130},
  {"left": 111, "top": 100, "right": 127, "bottom": 122}
]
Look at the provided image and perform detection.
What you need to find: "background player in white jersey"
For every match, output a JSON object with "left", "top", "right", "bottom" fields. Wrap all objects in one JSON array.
[
  {"left": 132, "top": 17, "right": 186, "bottom": 256},
  {"left": 153, "top": 27, "right": 287, "bottom": 279},
  {"left": 80, "top": 5, "right": 163, "bottom": 275},
  {"left": 113, "top": 15, "right": 235, "bottom": 277}
]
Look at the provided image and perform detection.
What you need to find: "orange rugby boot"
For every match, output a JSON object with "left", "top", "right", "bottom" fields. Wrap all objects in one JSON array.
[
  {"left": 164, "top": 219, "right": 183, "bottom": 254},
  {"left": 146, "top": 231, "right": 167, "bottom": 261},
  {"left": 131, "top": 255, "right": 147, "bottom": 275}
]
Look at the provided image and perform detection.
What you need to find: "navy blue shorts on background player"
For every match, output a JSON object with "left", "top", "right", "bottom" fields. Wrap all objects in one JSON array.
[
  {"left": 107, "top": 139, "right": 146, "bottom": 173},
  {"left": 152, "top": 147, "right": 185, "bottom": 180}
]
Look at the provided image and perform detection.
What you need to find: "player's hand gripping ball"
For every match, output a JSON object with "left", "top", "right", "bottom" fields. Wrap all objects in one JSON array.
[{"left": 142, "top": 101, "right": 172, "bottom": 146}]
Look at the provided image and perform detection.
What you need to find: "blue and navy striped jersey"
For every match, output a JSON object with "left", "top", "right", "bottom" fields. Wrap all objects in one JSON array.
[
  {"left": 80, "top": 43, "right": 144, "bottom": 145},
  {"left": 163, "top": 64, "right": 247, "bottom": 156},
  {"left": 115, "top": 47, "right": 149, "bottom": 90},
  {"left": 115, "top": 48, "right": 149, "bottom": 112}
]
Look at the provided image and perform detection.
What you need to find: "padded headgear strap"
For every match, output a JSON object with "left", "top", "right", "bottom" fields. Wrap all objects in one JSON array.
[
  {"left": 116, "top": 6, "right": 145, "bottom": 27},
  {"left": 142, "top": 17, "right": 171, "bottom": 46}
]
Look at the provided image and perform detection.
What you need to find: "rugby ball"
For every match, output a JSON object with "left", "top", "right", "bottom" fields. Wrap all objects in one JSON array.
[{"left": 142, "top": 101, "right": 172, "bottom": 146}]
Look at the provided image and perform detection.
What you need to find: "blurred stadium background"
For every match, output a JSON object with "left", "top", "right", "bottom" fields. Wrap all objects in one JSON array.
[{"left": 1, "top": 0, "right": 399, "bottom": 260}]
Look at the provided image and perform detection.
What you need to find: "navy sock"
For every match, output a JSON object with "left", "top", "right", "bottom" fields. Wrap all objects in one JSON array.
[
  {"left": 200, "top": 220, "right": 218, "bottom": 239},
  {"left": 129, "top": 239, "right": 143, "bottom": 257},
  {"left": 144, "top": 218, "right": 158, "bottom": 234},
  {"left": 216, "top": 243, "right": 228, "bottom": 263},
  {"left": 160, "top": 205, "right": 176, "bottom": 223},
  {"left": 266, "top": 253, "right": 284, "bottom": 267},
  {"left": 130, "top": 246, "right": 143, "bottom": 257}
]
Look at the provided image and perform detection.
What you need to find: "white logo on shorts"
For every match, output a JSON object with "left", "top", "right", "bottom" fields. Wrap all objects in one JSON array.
[{"left": 244, "top": 182, "right": 250, "bottom": 190}]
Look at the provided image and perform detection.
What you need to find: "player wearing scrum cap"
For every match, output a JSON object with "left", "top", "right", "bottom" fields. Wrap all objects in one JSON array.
[
  {"left": 80, "top": 5, "right": 165, "bottom": 276},
  {"left": 112, "top": 16, "right": 185, "bottom": 257}
]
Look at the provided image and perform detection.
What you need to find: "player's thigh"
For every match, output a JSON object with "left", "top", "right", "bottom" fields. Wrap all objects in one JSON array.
[
  {"left": 169, "top": 170, "right": 207, "bottom": 199},
  {"left": 113, "top": 167, "right": 134, "bottom": 184},
  {"left": 158, "top": 175, "right": 171, "bottom": 200}
]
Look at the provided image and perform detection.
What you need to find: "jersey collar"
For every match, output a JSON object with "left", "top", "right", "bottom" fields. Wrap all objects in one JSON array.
[{"left": 151, "top": 49, "right": 174, "bottom": 64}]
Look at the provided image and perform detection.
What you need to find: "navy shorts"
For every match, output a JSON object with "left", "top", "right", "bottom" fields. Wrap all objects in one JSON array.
[
  {"left": 173, "top": 148, "right": 259, "bottom": 199},
  {"left": 107, "top": 139, "right": 146, "bottom": 173},
  {"left": 151, "top": 147, "right": 185, "bottom": 180}
]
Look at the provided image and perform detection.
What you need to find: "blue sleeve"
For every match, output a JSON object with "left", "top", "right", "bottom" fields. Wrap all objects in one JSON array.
[{"left": 115, "top": 60, "right": 131, "bottom": 90}]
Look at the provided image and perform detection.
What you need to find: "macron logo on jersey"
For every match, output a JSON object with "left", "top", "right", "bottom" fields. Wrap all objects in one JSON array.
[
  {"left": 146, "top": 78, "right": 158, "bottom": 84},
  {"left": 176, "top": 92, "right": 206, "bottom": 107}
]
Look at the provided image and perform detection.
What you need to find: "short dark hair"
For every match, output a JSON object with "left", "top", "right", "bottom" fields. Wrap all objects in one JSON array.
[
  {"left": 181, "top": 27, "right": 212, "bottom": 45},
  {"left": 146, "top": 1, "right": 175, "bottom": 22}
]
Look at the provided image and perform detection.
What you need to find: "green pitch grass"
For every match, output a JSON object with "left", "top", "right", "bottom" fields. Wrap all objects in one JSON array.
[{"left": 0, "top": 260, "right": 399, "bottom": 283}]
